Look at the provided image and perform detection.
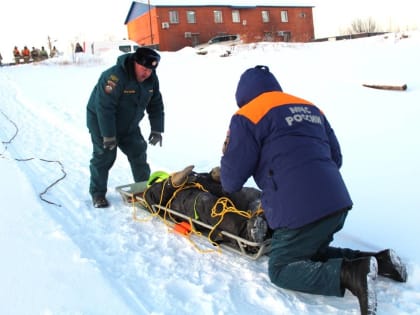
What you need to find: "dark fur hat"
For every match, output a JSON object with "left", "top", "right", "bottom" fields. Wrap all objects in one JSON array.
[{"left": 133, "top": 47, "right": 160, "bottom": 69}]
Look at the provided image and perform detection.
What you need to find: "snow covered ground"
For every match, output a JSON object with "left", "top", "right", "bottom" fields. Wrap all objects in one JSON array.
[{"left": 1, "top": 32, "right": 420, "bottom": 315}]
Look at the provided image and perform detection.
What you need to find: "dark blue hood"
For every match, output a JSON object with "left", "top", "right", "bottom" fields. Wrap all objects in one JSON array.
[{"left": 235, "top": 65, "right": 283, "bottom": 107}]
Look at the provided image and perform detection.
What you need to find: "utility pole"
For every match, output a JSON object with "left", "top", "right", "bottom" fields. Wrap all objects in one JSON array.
[
  {"left": 148, "top": 0, "right": 153, "bottom": 44},
  {"left": 47, "top": 36, "right": 52, "bottom": 53}
]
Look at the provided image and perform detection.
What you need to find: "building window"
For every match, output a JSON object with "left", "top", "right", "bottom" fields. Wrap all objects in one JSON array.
[
  {"left": 262, "top": 10, "right": 270, "bottom": 23},
  {"left": 169, "top": 11, "right": 179, "bottom": 24},
  {"left": 214, "top": 10, "right": 223, "bottom": 23},
  {"left": 186, "top": 11, "right": 196, "bottom": 24},
  {"left": 281, "top": 10, "right": 289, "bottom": 23},
  {"left": 232, "top": 10, "right": 240, "bottom": 23}
]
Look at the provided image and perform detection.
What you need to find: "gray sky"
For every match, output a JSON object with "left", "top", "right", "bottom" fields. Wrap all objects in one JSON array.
[{"left": 312, "top": 0, "right": 419, "bottom": 37}]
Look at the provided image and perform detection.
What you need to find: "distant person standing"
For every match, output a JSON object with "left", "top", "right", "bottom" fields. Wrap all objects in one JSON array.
[
  {"left": 40, "top": 46, "right": 49, "bottom": 60},
  {"left": 86, "top": 47, "right": 165, "bottom": 208},
  {"left": 50, "top": 46, "right": 58, "bottom": 58},
  {"left": 0, "top": 52, "right": 3, "bottom": 66},
  {"left": 75, "top": 42, "right": 84, "bottom": 53},
  {"left": 31, "top": 47, "right": 40, "bottom": 62},
  {"left": 13, "top": 46, "right": 21, "bottom": 64},
  {"left": 21, "top": 46, "right": 31, "bottom": 63}
]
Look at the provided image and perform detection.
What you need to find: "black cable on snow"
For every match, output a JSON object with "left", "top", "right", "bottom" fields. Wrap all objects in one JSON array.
[{"left": 0, "top": 109, "right": 66, "bottom": 207}]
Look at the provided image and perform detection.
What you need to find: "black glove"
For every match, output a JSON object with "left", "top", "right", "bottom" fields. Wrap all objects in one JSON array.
[
  {"left": 103, "top": 136, "right": 117, "bottom": 150},
  {"left": 148, "top": 131, "right": 162, "bottom": 146}
]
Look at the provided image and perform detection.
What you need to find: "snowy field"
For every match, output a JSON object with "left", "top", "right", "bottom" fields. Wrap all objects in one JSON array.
[{"left": 1, "top": 32, "right": 420, "bottom": 315}]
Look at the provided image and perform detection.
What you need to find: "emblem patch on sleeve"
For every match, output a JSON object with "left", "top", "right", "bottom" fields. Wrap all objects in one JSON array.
[{"left": 104, "top": 79, "right": 117, "bottom": 94}]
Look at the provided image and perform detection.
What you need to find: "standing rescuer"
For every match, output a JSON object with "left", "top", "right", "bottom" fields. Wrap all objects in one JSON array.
[{"left": 86, "top": 47, "right": 165, "bottom": 208}]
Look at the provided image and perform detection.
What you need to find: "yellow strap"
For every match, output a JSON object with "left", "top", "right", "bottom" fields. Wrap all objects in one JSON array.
[
  {"left": 129, "top": 179, "right": 260, "bottom": 255},
  {"left": 172, "top": 217, "right": 222, "bottom": 254},
  {"left": 207, "top": 197, "right": 253, "bottom": 244}
]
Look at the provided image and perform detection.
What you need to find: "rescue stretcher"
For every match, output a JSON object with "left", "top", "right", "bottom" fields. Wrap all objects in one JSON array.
[{"left": 116, "top": 182, "right": 271, "bottom": 260}]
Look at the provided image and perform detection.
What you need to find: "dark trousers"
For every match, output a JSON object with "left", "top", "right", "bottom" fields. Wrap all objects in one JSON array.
[
  {"left": 89, "top": 129, "right": 150, "bottom": 197},
  {"left": 268, "top": 210, "right": 362, "bottom": 297}
]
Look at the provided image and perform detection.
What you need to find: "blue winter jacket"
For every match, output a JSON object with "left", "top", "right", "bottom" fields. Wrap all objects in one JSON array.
[{"left": 220, "top": 91, "right": 353, "bottom": 229}]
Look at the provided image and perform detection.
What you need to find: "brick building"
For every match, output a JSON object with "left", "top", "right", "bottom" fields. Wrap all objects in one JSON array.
[{"left": 124, "top": 1, "right": 314, "bottom": 51}]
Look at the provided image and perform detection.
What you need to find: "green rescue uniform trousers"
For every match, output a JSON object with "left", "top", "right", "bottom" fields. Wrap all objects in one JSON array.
[
  {"left": 89, "top": 128, "right": 150, "bottom": 197},
  {"left": 268, "top": 210, "right": 362, "bottom": 297}
]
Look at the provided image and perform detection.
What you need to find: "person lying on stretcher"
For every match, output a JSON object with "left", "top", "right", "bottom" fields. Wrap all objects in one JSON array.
[{"left": 143, "top": 165, "right": 272, "bottom": 244}]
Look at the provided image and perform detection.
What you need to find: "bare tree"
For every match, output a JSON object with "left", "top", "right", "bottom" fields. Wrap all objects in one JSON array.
[{"left": 350, "top": 17, "right": 379, "bottom": 33}]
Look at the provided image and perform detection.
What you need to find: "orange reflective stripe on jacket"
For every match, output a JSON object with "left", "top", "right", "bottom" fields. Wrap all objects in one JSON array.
[{"left": 236, "top": 91, "right": 314, "bottom": 124}]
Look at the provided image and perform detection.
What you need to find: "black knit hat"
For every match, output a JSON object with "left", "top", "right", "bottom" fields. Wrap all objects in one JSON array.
[{"left": 134, "top": 47, "right": 160, "bottom": 69}]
